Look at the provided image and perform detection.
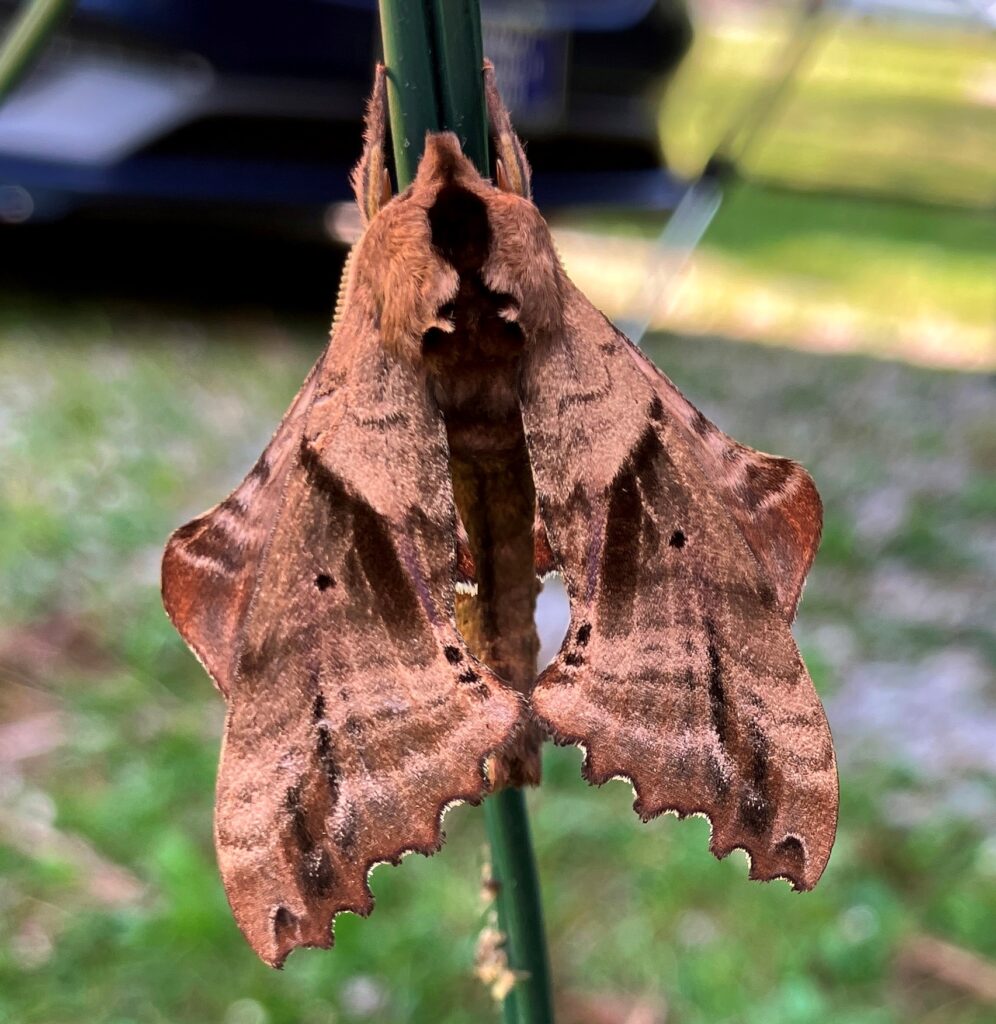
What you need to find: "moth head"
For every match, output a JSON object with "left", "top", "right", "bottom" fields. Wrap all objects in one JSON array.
[{"left": 353, "top": 128, "right": 562, "bottom": 363}]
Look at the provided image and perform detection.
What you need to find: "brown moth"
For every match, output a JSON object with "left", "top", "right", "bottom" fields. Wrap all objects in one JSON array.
[{"left": 162, "top": 63, "right": 838, "bottom": 968}]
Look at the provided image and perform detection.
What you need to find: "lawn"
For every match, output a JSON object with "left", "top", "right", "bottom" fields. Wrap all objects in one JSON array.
[{"left": 662, "top": 9, "right": 996, "bottom": 208}]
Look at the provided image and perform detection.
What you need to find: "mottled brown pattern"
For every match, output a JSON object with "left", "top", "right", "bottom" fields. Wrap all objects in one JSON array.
[
  {"left": 162, "top": 65, "right": 837, "bottom": 968},
  {"left": 522, "top": 288, "right": 837, "bottom": 890}
]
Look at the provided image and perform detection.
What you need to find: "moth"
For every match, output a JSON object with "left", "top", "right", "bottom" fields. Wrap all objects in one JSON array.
[{"left": 162, "top": 63, "right": 838, "bottom": 967}]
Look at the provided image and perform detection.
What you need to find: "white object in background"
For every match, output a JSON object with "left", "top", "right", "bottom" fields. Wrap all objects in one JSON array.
[{"left": 0, "top": 58, "right": 211, "bottom": 165}]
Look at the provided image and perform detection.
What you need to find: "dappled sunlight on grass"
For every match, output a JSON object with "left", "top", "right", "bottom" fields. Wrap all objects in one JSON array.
[
  {"left": 663, "top": 12, "right": 996, "bottom": 207},
  {"left": 553, "top": 9, "right": 996, "bottom": 371},
  {"left": 554, "top": 182, "right": 996, "bottom": 370}
]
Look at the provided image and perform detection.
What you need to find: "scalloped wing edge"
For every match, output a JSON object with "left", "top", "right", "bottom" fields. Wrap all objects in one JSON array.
[
  {"left": 253, "top": 701, "right": 529, "bottom": 968},
  {"left": 533, "top": 713, "right": 837, "bottom": 893}
]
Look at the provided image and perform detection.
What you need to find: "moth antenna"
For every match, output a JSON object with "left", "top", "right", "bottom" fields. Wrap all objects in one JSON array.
[
  {"left": 329, "top": 246, "right": 356, "bottom": 337},
  {"left": 351, "top": 63, "right": 390, "bottom": 225},
  {"left": 483, "top": 60, "right": 531, "bottom": 199}
]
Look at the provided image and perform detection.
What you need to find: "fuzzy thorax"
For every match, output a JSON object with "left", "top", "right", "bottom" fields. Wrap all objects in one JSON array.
[{"left": 353, "top": 132, "right": 564, "bottom": 364}]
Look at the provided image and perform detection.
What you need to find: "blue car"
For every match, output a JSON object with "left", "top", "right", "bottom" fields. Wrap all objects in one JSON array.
[{"left": 0, "top": 0, "right": 692, "bottom": 233}]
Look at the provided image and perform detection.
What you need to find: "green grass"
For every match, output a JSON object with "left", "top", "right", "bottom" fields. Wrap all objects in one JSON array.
[
  {"left": 557, "top": 179, "right": 996, "bottom": 369},
  {"left": 1, "top": 311, "right": 994, "bottom": 1024},
  {"left": 663, "top": 13, "right": 996, "bottom": 208}
]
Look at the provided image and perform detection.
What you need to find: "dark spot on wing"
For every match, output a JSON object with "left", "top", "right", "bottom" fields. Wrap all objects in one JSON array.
[
  {"left": 315, "top": 573, "right": 335, "bottom": 591},
  {"left": 564, "top": 651, "right": 584, "bottom": 667},
  {"left": 284, "top": 782, "right": 333, "bottom": 897},
  {"left": 600, "top": 428, "right": 661, "bottom": 635},
  {"left": 338, "top": 805, "right": 359, "bottom": 859},
  {"left": 444, "top": 645, "right": 463, "bottom": 664},
  {"left": 236, "top": 632, "right": 280, "bottom": 681},
  {"left": 706, "top": 753, "right": 731, "bottom": 796},
  {"left": 757, "top": 581, "right": 777, "bottom": 611},
  {"left": 739, "top": 791, "right": 774, "bottom": 835},
  {"left": 220, "top": 493, "right": 249, "bottom": 517},
  {"left": 312, "top": 695, "right": 339, "bottom": 799},
  {"left": 576, "top": 622, "right": 591, "bottom": 646},
  {"left": 249, "top": 454, "right": 272, "bottom": 485},
  {"left": 705, "top": 618, "right": 727, "bottom": 746},
  {"left": 775, "top": 835, "right": 805, "bottom": 872},
  {"left": 184, "top": 521, "right": 246, "bottom": 574},
  {"left": 297, "top": 462, "right": 433, "bottom": 663},
  {"left": 286, "top": 782, "right": 335, "bottom": 897},
  {"left": 351, "top": 495, "right": 434, "bottom": 663},
  {"left": 559, "top": 386, "right": 609, "bottom": 413},
  {"left": 669, "top": 529, "right": 686, "bottom": 549},
  {"left": 299, "top": 847, "right": 336, "bottom": 899},
  {"left": 458, "top": 667, "right": 480, "bottom": 685},
  {"left": 316, "top": 723, "right": 339, "bottom": 793},
  {"left": 272, "top": 905, "right": 298, "bottom": 939},
  {"left": 649, "top": 395, "right": 664, "bottom": 422},
  {"left": 738, "top": 724, "right": 774, "bottom": 835}
]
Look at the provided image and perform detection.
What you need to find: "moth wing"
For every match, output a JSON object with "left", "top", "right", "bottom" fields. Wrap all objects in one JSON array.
[
  {"left": 167, "top": 301, "right": 523, "bottom": 967},
  {"left": 622, "top": 341, "right": 822, "bottom": 621},
  {"left": 162, "top": 355, "right": 325, "bottom": 697},
  {"left": 521, "top": 281, "right": 838, "bottom": 889}
]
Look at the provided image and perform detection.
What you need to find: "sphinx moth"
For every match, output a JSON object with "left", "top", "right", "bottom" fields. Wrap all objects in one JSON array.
[{"left": 162, "top": 64, "right": 838, "bottom": 967}]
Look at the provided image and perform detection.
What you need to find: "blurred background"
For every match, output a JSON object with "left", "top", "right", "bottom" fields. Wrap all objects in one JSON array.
[{"left": 0, "top": 1, "right": 994, "bottom": 1022}]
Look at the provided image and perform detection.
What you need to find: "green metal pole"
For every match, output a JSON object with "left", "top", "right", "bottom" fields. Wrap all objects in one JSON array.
[
  {"left": 428, "top": 0, "right": 489, "bottom": 174},
  {"left": 375, "top": 4, "right": 554, "bottom": 1022},
  {"left": 485, "top": 787, "right": 555, "bottom": 1024},
  {"left": 0, "top": 0, "right": 73, "bottom": 106},
  {"left": 378, "top": 0, "right": 440, "bottom": 186}
]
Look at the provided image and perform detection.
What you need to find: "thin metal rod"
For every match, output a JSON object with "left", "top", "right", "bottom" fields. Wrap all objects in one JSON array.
[
  {"left": 0, "top": 0, "right": 73, "bottom": 106},
  {"left": 375, "top": 3, "right": 554, "bottom": 1022},
  {"left": 485, "top": 788, "right": 555, "bottom": 1024},
  {"left": 428, "top": 0, "right": 489, "bottom": 174},
  {"left": 378, "top": 0, "right": 441, "bottom": 186}
]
